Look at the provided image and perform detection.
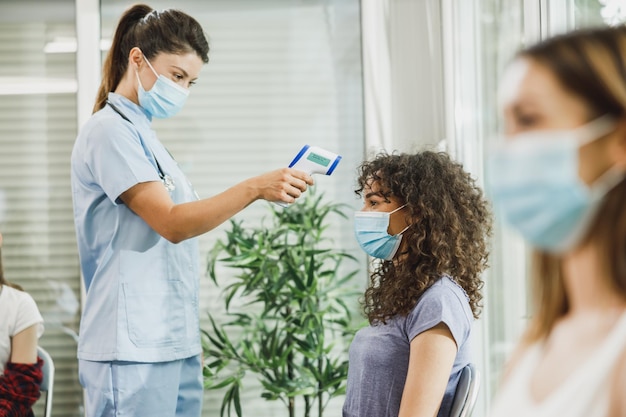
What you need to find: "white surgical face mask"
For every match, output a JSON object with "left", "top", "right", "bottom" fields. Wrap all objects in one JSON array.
[
  {"left": 487, "top": 115, "right": 624, "bottom": 254},
  {"left": 136, "top": 53, "right": 189, "bottom": 119},
  {"left": 354, "top": 204, "right": 410, "bottom": 260}
]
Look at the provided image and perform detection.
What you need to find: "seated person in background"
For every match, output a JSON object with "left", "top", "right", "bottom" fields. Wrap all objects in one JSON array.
[
  {"left": 487, "top": 25, "right": 626, "bottom": 417},
  {"left": 0, "top": 231, "right": 45, "bottom": 417},
  {"left": 343, "top": 151, "right": 492, "bottom": 417}
]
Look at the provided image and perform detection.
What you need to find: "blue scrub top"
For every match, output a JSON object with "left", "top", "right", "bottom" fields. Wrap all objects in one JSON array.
[{"left": 71, "top": 93, "right": 201, "bottom": 362}]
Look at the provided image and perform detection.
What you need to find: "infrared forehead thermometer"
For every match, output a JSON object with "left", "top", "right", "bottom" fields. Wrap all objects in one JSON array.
[
  {"left": 288, "top": 145, "right": 342, "bottom": 175},
  {"left": 276, "top": 145, "right": 341, "bottom": 207}
]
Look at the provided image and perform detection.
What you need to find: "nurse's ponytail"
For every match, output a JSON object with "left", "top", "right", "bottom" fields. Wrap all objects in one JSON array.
[
  {"left": 93, "top": 4, "right": 209, "bottom": 113},
  {"left": 93, "top": 4, "right": 152, "bottom": 113}
]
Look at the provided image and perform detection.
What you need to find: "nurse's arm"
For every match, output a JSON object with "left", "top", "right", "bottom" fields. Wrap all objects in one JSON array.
[
  {"left": 119, "top": 167, "right": 313, "bottom": 243},
  {"left": 398, "top": 322, "right": 457, "bottom": 417}
]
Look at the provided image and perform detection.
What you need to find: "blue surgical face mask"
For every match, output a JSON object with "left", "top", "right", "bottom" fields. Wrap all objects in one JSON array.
[
  {"left": 354, "top": 204, "right": 410, "bottom": 260},
  {"left": 136, "top": 53, "right": 189, "bottom": 119},
  {"left": 487, "top": 115, "right": 624, "bottom": 254}
]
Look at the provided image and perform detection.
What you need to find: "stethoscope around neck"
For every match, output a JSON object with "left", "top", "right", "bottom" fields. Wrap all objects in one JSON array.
[{"left": 106, "top": 100, "right": 176, "bottom": 192}]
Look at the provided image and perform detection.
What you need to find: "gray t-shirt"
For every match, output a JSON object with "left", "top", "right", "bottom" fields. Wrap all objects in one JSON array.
[{"left": 342, "top": 276, "right": 473, "bottom": 417}]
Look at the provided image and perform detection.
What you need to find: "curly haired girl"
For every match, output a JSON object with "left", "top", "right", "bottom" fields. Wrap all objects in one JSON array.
[{"left": 343, "top": 151, "right": 492, "bottom": 417}]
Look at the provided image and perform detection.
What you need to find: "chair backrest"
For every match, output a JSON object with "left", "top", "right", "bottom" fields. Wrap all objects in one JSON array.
[
  {"left": 37, "top": 346, "right": 54, "bottom": 417},
  {"left": 449, "top": 363, "right": 480, "bottom": 417}
]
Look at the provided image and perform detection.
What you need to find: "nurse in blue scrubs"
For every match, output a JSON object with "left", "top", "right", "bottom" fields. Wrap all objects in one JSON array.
[{"left": 70, "top": 4, "right": 312, "bottom": 417}]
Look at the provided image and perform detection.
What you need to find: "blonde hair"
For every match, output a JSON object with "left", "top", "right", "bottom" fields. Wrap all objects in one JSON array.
[{"left": 518, "top": 26, "right": 626, "bottom": 343}]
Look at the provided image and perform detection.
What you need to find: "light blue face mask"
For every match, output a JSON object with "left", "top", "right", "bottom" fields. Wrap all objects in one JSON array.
[
  {"left": 354, "top": 204, "right": 410, "bottom": 260},
  {"left": 136, "top": 53, "right": 190, "bottom": 119},
  {"left": 487, "top": 115, "right": 624, "bottom": 254}
]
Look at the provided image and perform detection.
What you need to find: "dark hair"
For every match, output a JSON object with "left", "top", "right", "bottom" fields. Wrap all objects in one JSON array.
[
  {"left": 355, "top": 151, "right": 492, "bottom": 323},
  {"left": 0, "top": 248, "right": 23, "bottom": 291},
  {"left": 93, "top": 4, "right": 210, "bottom": 112},
  {"left": 516, "top": 26, "right": 626, "bottom": 342}
]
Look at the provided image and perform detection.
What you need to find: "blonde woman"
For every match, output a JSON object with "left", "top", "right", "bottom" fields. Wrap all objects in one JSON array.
[{"left": 488, "top": 26, "right": 626, "bottom": 417}]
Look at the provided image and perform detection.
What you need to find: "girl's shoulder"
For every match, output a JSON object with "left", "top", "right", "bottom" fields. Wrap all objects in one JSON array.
[
  {"left": 609, "top": 343, "right": 626, "bottom": 415},
  {"left": 409, "top": 275, "right": 473, "bottom": 327},
  {"left": 420, "top": 275, "right": 470, "bottom": 305},
  {"left": 0, "top": 285, "right": 44, "bottom": 337},
  {"left": 404, "top": 276, "right": 473, "bottom": 345},
  {"left": 1, "top": 285, "right": 39, "bottom": 312}
]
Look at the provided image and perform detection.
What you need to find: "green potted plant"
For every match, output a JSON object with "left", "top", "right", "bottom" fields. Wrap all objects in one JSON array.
[{"left": 203, "top": 192, "right": 362, "bottom": 417}]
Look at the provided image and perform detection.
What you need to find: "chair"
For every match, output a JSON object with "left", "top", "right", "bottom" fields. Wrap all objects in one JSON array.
[
  {"left": 37, "top": 346, "right": 55, "bottom": 417},
  {"left": 449, "top": 363, "right": 480, "bottom": 417}
]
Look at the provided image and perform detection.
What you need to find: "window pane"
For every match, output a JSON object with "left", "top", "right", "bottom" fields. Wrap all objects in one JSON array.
[
  {"left": 443, "top": 1, "right": 530, "bottom": 412},
  {"left": 574, "top": 0, "right": 608, "bottom": 27},
  {"left": 476, "top": 1, "right": 531, "bottom": 395},
  {"left": 0, "top": 1, "right": 83, "bottom": 416}
]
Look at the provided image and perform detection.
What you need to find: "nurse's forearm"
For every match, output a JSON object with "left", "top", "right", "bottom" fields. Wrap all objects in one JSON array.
[
  {"left": 173, "top": 168, "right": 311, "bottom": 240},
  {"left": 120, "top": 168, "right": 312, "bottom": 243},
  {"left": 171, "top": 179, "right": 262, "bottom": 241}
]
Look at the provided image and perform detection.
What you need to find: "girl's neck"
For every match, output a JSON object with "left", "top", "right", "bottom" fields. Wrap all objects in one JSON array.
[
  {"left": 114, "top": 72, "right": 140, "bottom": 106},
  {"left": 561, "top": 244, "right": 626, "bottom": 314}
]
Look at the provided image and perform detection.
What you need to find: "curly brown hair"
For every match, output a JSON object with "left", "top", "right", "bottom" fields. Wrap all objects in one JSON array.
[{"left": 355, "top": 151, "right": 492, "bottom": 323}]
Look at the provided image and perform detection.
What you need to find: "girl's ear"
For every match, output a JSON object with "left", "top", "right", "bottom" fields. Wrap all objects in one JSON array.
[{"left": 128, "top": 47, "right": 144, "bottom": 71}]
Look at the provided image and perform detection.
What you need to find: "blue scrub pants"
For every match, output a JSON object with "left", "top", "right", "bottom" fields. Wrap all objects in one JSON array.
[{"left": 79, "top": 355, "right": 203, "bottom": 417}]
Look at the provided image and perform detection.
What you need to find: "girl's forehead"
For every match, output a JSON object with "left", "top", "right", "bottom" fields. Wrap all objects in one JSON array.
[
  {"left": 498, "top": 58, "right": 532, "bottom": 109},
  {"left": 153, "top": 51, "right": 204, "bottom": 78},
  {"left": 364, "top": 178, "right": 386, "bottom": 194}
]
